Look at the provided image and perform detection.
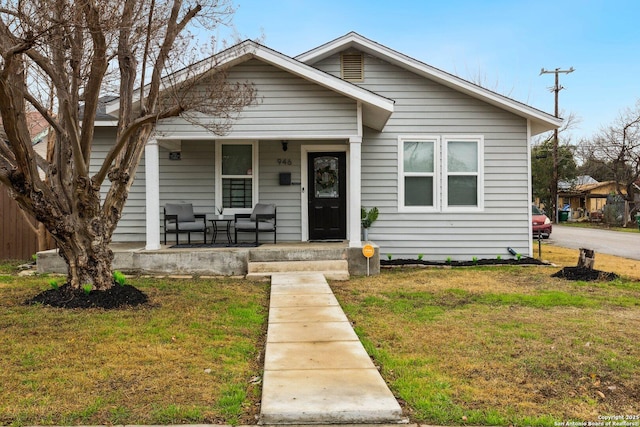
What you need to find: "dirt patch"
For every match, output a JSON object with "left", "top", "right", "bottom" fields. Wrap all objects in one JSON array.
[
  {"left": 551, "top": 266, "right": 619, "bottom": 281},
  {"left": 381, "top": 256, "right": 549, "bottom": 267},
  {"left": 25, "top": 283, "right": 149, "bottom": 309}
]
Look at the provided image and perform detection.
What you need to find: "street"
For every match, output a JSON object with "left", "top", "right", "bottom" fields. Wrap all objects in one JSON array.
[{"left": 549, "top": 224, "right": 640, "bottom": 261}]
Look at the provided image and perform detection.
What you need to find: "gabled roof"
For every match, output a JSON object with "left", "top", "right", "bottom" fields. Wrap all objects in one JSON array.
[
  {"left": 105, "top": 40, "right": 395, "bottom": 131},
  {"left": 296, "top": 32, "right": 562, "bottom": 136}
]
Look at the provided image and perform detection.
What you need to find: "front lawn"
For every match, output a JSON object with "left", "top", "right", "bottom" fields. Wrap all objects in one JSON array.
[
  {"left": 1, "top": 245, "right": 639, "bottom": 426},
  {"left": 333, "top": 245, "right": 640, "bottom": 426},
  {"left": 0, "top": 274, "right": 268, "bottom": 426}
]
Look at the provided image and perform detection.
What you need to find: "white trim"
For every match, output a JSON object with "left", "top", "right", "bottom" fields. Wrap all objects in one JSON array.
[
  {"left": 442, "top": 135, "right": 484, "bottom": 212},
  {"left": 146, "top": 133, "right": 361, "bottom": 141},
  {"left": 215, "top": 140, "right": 259, "bottom": 216},
  {"left": 144, "top": 139, "right": 161, "bottom": 250},
  {"left": 348, "top": 140, "right": 362, "bottom": 247},
  {"left": 527, "top": 120, "right": 533, "bottom": 256},
  {"left": 300, "top": 144, "right": 350, "bottom": 242},
  {"left": 397, "top": 135, "right": 440, "bottom": 213},
  {"left": 296, "top": 32, "right": 561, "bottom": 136}
]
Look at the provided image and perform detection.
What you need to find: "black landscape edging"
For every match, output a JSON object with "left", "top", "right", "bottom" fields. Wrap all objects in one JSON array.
[{"left": 381, "top": 256, "right": 549, "bottom": 268}]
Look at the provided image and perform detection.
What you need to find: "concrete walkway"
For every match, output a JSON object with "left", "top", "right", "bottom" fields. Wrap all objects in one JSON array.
[{"left": 260, "top": 272, "right": 404, "bottom": 424}]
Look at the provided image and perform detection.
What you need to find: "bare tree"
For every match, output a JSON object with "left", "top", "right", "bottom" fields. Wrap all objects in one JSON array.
[
  {"left": 0, "top": 0, "right": 255, "bottom": 290},
  {"left": 578, "top": 100, "right": 640, "bottom": 208}
]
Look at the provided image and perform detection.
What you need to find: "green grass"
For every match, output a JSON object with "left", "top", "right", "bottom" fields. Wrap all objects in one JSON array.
[
  {"left": 332, "top": 258, "right": 640, "bottom": 426},
  {"left": 3, "top": 245, "right": 640, "bottom": 426},
  {"left": 0, "top": 274, "right": 268, "bottom": 426}
]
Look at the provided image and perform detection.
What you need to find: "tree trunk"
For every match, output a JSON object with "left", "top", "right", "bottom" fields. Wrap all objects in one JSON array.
[
  {"left": 34, "top": 178, "right": 120, "bottom": 291},
  {"left": 56, "top": 223, "right": 115, "bottom": 290},
  {"left": 577, "top": 248, "right": 595, "bottom": 270}
]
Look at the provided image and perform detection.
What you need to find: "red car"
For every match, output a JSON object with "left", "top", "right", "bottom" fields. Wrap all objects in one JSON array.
[{"left": 532, "top": 205, "right": 552, "bottom": 238}]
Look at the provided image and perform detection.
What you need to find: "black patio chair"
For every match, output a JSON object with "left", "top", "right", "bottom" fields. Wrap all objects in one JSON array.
[
  {"left": 234, "top": 203, "right": 276, "bottom": 246},
  {"left": 163, "top": 203, "right": 207, "bottom": 245}
]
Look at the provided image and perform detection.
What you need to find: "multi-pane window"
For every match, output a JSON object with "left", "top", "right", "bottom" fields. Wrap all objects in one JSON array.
[
  {"left": 445, "top": 139, "right": 480, "bottom": 207},
  {"left": 398, "top": 135, "right": 483, "bottom": 212},
  {"left": 216, "top": 142, "right": 256, "bottom": 211},
  {"left": 400, "top": 139, "right": 438, "bottom": 209}
]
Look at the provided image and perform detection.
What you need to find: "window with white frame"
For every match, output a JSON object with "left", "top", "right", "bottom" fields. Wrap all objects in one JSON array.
[
  {"left": 443, "top": 136, "right": 483, "bottom": 210},
  {"left": 398, "top": 135, "right": 483, "bottom": 212},
  {"left": 216, "top": 141, "right": 257, "bottom": 211},
  {"left": 398, "top": 137, "right": 439, "bottom": 211}
]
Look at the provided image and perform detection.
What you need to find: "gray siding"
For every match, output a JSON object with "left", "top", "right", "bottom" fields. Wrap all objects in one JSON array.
[
  {"left": 316, "top": 52, "right": 531, "bottom": 260},
  {"left": 91, "top": 128, "right": 147, "bottom": 242},
  {"left": 158, "top": 141, "right": 215, "bottom": 243},
  {"left": 156, "top": 59, "right": 358, "bottom": 139}
]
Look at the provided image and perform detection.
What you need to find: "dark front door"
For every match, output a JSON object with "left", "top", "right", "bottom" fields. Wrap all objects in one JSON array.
[{"left": 308, "top": 152, "right": 347, "bottom": 240}]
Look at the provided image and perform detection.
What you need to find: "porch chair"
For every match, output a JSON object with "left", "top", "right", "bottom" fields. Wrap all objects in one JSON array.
[
  {"left": 234, "top": 203, "right": 277, "bottom": 246},
  {"left": 163, "top": 203, "right": 207, "bottom": 245}
]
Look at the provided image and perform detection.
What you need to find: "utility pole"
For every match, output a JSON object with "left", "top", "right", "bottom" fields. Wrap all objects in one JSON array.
[{"left": 540, "top": 67, "right": 574, "bottom": 223}]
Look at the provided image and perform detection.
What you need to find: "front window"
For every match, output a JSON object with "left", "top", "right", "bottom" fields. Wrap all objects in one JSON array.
[
  {"left": 216, "top": 142, "right": 257, "bottom": 212},
  {"left": 399, "top": 137, "right": 439, "bottom": 211},
  {"left": 398, "top": 135, "right": 483, "bottom": 212},
  {"left": 445, "top": 140, "right": 479, "bottom": 207}
]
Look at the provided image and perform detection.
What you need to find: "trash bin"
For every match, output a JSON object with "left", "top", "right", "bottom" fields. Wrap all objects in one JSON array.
[
  {"left": 559, "top": 210, "right": 569, "bottom": 222},
  {"left": 636, "top": 213, "right": 640, "bottom": 230}
]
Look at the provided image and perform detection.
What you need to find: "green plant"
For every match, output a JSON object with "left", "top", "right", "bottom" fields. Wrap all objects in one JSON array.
[
  {"left": 113, "top": 270, "right": 126, "bottom": 286},
  {"left": 387, "top": 254, "right": 392, "bottom": 260},
  {"left": 472, "top": 256, "right": 478, "bottom": 264},
  {"left": 516, "top": 253, "right": 522, "bottom": 261},
  {"left": 445, "top": 256, "right": 452, "bottom": 264},
  {"left": 496, "top": 255, "right": 502, "bottom": 260},
  {"left": 417, "top": 254, "right": 424, "bottom": 261},
  {"left": 31, "top": 253, "right": 38, "bottom": 261},
  {"left": 361, "top": 207, "right": 379, "bottom": 229},
  {"left": 82, "top": 284, "right": 92, "bottom": 295},
  {"left": 48, "top": 278, "right": 60, "bottom": 290}
]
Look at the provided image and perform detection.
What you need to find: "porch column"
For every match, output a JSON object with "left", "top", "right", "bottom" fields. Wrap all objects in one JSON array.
[
  {"left": 348, "top": 137, "right": 362, "bottom": 248},
  {"left": 145, "top": 138, "right": 161, "bottom": 250}
]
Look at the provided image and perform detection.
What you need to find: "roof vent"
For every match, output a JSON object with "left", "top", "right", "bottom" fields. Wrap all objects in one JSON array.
[{"left": 341, "top": 52, "right": 364, "bottom": 82}]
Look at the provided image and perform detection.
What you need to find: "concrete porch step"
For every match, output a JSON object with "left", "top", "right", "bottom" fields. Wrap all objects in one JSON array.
[
  {"left": 247, "top": 245, "right": 347, "bottom": 263},
  {"left": 247, "top": 260, "right": 350, "bottom": 281}
]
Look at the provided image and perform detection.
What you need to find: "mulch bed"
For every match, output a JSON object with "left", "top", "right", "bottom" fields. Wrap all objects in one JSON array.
[
  {"left": 25, "top": 283, "right": 149, "bottom": 309},
  {"left": 381, "top": 256, "right": 549, "bottom": 268},
  {"left": 551, "top": 266, "right": 619, "bottom": 281}
]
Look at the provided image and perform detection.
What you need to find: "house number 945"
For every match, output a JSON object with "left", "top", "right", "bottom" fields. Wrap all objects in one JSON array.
[{"left": 277, "top": 158, "right": 292, "bottom": 166}]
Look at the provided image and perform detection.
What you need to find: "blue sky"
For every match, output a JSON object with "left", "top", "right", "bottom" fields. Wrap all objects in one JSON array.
[{"left": 214, "top": 0, "right": 640, "bottom": 142}]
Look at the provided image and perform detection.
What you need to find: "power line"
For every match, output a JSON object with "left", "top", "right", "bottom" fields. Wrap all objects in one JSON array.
[{"left": 540, "top": 67, "right": 574, "bottom": 223}]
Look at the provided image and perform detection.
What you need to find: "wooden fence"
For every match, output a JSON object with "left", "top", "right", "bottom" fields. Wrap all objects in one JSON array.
[{"left": 0, "top": 185, "right": 53, "bottom": 260}]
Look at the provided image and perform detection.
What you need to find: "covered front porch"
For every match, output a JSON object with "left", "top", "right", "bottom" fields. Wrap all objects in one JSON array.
[
  {"left": 142, "top": 137, "right": 367, "bottom": 251},
  {"left": 36, "top": 241, "right": 380, "bottom": 278}
]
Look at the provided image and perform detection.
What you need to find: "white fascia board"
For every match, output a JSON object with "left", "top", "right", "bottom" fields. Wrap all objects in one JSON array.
[
  {"left": 93, "top": 120, "right": 119, "bottom": 127},
  {"left": 297, "top": 33, "right": 561, "bottom": 136}
]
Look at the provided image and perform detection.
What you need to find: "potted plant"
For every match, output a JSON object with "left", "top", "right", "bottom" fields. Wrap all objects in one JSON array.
[
  {"left": 216, "top": 206, "right": 224, "bottom": 219},
  {"left": 361, "top": 206, "right": 378, "bottom": 241}
]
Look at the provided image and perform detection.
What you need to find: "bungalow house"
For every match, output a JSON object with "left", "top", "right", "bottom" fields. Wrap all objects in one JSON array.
[
  {"left": 559, "top": 180, "right": 626, "bottom": 220},
  {"left": 92, "top": 32, "right": 560, "bottom": 262}
]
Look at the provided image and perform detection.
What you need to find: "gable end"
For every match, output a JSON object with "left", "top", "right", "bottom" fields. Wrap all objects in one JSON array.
[{"left": 341, "top": 52, "right": 364, "bottom": 82}]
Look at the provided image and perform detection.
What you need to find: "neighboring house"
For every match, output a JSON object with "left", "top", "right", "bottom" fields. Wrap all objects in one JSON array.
[
  {"left": 93, "top": 32, "right": 560, "bottom": 260},
  {"left": 559, "top": 180, "right": 626, "bottom": 219}
]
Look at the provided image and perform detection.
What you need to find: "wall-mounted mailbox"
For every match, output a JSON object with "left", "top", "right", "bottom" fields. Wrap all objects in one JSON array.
[{"left": 279, "top": 172, "right": 291, "bottom": 186}]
